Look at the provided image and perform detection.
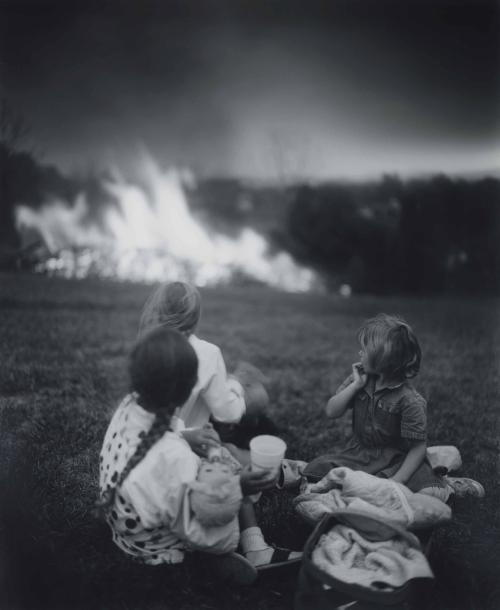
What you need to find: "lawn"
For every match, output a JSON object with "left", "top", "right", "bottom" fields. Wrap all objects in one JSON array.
[{"left": 1, "top": 273, "right": 499, "bottom": 610}]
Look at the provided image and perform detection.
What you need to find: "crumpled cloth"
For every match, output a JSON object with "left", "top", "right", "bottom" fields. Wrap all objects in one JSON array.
[
  {"left": 294, "top": 467, "right": 451, "bottom": 530},
  {"left": 312, "top": 524, "right": 433, "bottom": 590}
]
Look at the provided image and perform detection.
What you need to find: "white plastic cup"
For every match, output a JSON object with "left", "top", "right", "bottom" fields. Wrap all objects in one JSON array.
[{"left": 249, "top": 435, "right": 287, "bottom": 474}]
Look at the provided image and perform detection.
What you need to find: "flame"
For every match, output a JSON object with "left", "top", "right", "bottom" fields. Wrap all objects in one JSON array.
[{"left": 15, "top": 151, "right": 318, "bottom": 291}]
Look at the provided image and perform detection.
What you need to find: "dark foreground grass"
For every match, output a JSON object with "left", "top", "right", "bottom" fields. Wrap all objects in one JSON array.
[{"left": 0, "top": 273, "right": 499, "bottom": 610}]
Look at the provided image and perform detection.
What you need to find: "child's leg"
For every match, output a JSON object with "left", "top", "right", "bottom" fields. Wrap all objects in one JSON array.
[
  {"left": 443, "top": 477, "right": 485, "bottom": 498},
  {"left": 418, "top": 484, "right": 453, "bottom": 503},
  {"left": 420, "top": 476, "right": 485, "bottom": 500},
  {"left": 302, "top": 454, "right": 341, "bottom": 483},
  {"left": 223, "top": 443, "right": 251, "bottom": 467},
  {"left": 238, "top": 499, "right": 302, "bottom": 569}
]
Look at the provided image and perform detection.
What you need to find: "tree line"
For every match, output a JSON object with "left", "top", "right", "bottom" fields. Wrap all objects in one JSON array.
[
  {"left": 1, "top": 100, "right": 498, "bottom": 294},
  {"left": 279, "top": 175, "right": 500, "bottom": 294}
]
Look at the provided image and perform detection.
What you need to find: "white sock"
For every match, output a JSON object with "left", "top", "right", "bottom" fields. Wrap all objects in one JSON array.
[
  {"left": 239, "top": 527, "right": 301, "bottom": 567},
  {"left": 240, "top": 526, "right": 268, "bottom": 553},
  {"left": 240, "top": 526, "right": 274, "bottom": 566}
]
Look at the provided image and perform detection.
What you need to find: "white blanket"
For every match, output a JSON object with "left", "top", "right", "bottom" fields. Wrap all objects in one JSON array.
[
  {"left": 295, "top": 467, "right": 451, "bottom": 530},
  {"left": 312, "top": 524, "right": 433, "bottom": 590}
]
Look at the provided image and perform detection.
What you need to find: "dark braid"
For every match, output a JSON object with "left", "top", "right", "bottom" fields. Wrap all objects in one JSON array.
[
  {"left": 94, "top": 410, "right": 172, "bottom": 518},
  {"left": 94, "top": 327, "right": 198, "bottom": 520}
]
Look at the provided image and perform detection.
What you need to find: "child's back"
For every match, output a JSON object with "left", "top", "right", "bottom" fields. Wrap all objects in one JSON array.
[
  {"left": 139, "top": 281, "right": 246, "bottom": 432},
  {"left": 176, "top": 334, "right": 245, "bottom": 429}
]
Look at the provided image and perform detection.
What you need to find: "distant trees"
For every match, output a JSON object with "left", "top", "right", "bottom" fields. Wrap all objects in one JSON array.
[
  {"left": 0, "top": 99, "right": 88, "bottom": 267},
  {"left": 0, "top": 98, "right": 33, "bottom": 253},
  {"left": 285, "top": 175, "right": 500, "bottom": 294},
  {"left": 394, "top": 176, "right": 500, "bottom": 293},
  {"left": 1, "top": 98, "right": 498, "bottom": 293}
]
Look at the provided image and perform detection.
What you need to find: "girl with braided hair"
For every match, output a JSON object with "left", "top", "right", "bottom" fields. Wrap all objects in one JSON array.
[{"left": 98, "top": 326, "right": 299, "bottom": 579}]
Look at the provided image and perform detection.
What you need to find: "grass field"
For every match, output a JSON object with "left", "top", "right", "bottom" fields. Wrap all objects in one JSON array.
[{"left": 1, "top": 273, "right": 499, "bottom": 610}]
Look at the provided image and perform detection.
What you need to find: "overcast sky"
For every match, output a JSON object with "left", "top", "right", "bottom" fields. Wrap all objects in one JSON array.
[{"left": 1, "top": 0, "right": 498, "bottom": 180}]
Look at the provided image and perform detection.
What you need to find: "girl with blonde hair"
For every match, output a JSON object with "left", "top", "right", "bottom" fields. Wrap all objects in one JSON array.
[
  {"left": 136, "top": 282, "right": 301, "bottom": 569},
  {"left": 139, "top": 281, "right": 278, "bottom": 454},
  {"left": 304, "top": 313, "right": 484, "bottom": 500}
]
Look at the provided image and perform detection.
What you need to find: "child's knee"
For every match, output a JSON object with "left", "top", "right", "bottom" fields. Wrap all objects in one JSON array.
[{"left": 302, "top": 455, "right": 339, "bottom": 482}]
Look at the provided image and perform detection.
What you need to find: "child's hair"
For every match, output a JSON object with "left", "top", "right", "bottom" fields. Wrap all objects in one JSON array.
[
  {"left": 357, "top": 313, "right": 421, "bottom": 380},
  {"left": 130, "top": 325, "right": 198, "bottom": 411},
  {"left": 95, "top": 327, "right": 198, "bottom": 517},
  {"left": 138, "top": 281, "right": 201, "bottom": 338}
]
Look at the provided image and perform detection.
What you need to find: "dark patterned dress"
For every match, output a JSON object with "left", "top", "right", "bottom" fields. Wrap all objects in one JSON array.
[{"left": 304, "top": 375, "right": 445, "bottom": 492}]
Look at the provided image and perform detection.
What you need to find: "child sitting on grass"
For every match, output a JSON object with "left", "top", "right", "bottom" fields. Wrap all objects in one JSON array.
[
  {"left": 189, "top": 447, "right": 243, "bottom": 527},
  {"left": 97, "top": 327, "right": 300, "bottom": 579},
  {"left": 303, "top": 313, "right": 484, "bottom": 500},
  {"left": 138, "top": 281, "right": 278, "bottom": 463}
]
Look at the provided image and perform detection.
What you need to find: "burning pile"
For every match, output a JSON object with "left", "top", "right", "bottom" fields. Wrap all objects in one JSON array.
[{"left": 15, "top": 152, "right": 318, "bottom": 292}]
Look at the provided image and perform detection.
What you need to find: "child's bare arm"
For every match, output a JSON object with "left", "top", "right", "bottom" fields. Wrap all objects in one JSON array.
[
  {"left": 325, "top": 363, "right": 366, "bottom": 418},
  {"left": 390, "top": 439, "right": 427, "bottom": 484},
  {"left": 182, "top": 426, "right": 221, "bottom": 457}
]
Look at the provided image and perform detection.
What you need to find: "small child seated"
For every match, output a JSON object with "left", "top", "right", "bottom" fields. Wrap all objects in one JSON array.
[
  {"left": 232, "top": 361, "right": 270, "bottom": 413},
  {"left": 213, "top": 361, "right": 278, "bottom": 455},
  {"left": 138, "top": 282, "right": 276, "bottom": 459},
  {"left": 189, "top": 447, "right": 243, "bottom": 527},
  {"left": 303, "top": 314, "right": 485, "bottom": 501}
]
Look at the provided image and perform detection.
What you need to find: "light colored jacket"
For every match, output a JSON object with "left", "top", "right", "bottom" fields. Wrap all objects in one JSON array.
[{"left": 171, "top": 334, "right": 245, "bottom": 431}]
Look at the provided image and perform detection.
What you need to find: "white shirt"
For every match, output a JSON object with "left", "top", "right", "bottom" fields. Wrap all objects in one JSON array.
[
  {"left": 99, "top": 395, "right": 240, "bottom": 565},
  {"left": 171, "top": 335, "right": 246, "bottom": 431}
]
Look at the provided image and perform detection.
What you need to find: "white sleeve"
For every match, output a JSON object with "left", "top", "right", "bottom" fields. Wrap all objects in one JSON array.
[
  {"left": 123, "top": 439, "right": 239, "bottom": 553},
  {"left": 201, "top": 347, "right": 246, "bottom": 423},
  {"left": 123, "top": 440, "right": 198, "bottom": 529}
]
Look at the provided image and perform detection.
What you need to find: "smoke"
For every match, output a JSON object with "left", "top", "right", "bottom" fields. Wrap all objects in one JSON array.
[{"left": 15, "top": 150, "right": 319, "bottom": 292}]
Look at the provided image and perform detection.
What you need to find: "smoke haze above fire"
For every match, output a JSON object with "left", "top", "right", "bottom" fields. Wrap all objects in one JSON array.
[{"left": 1, "top": 0, "right": 498, "bottom": 180}]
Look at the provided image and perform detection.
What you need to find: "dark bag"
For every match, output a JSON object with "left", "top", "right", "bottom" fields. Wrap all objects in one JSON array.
[{"left": 294, "top": 510, "right": 434, "bottom": 610}]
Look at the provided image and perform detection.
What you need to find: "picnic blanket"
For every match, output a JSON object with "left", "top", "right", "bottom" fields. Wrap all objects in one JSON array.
[{"left": 294, "top": 467, "right": 451, "bottom": 531}]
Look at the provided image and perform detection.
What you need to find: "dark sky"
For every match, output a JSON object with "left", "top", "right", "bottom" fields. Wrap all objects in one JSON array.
[{"left": 1, "top": 0, "right": 498, "bottom": 180}]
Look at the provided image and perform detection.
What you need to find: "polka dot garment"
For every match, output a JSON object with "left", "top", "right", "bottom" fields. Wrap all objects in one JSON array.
[{"left": 99, "top": 394, "right": 186, "bottom": 565}]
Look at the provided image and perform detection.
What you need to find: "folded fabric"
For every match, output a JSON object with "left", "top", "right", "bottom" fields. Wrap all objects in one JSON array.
[
  {"left": 312, "top": 524, "right": 433, "bottom": 590},
  {"left": 294, "top": 490, "right": 347, "bottom": 524},
  {"left": 294, "top": 467, "right": 451, "bottom": 530}
]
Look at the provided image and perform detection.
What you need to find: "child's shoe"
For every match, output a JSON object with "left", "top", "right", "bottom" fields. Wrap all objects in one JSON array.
[
  {"left": 240, "top": 526, "right": 302, "bottom": 571},
  {"left": 445, "top": 476, "right": 485, "bottom": 498},
  {"left": 277, "top": 459, "right": 308, "bottom": 490},
  {"left": 426, "top": 445, "right": 462, "bottom": 475},
  {"left": 251, "top": 546, "right": 303, "bottom": 572}
]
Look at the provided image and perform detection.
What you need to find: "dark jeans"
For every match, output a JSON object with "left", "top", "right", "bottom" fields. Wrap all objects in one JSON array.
[{"left": 211, "top": 413, "right": 279, "bottom": 450}]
